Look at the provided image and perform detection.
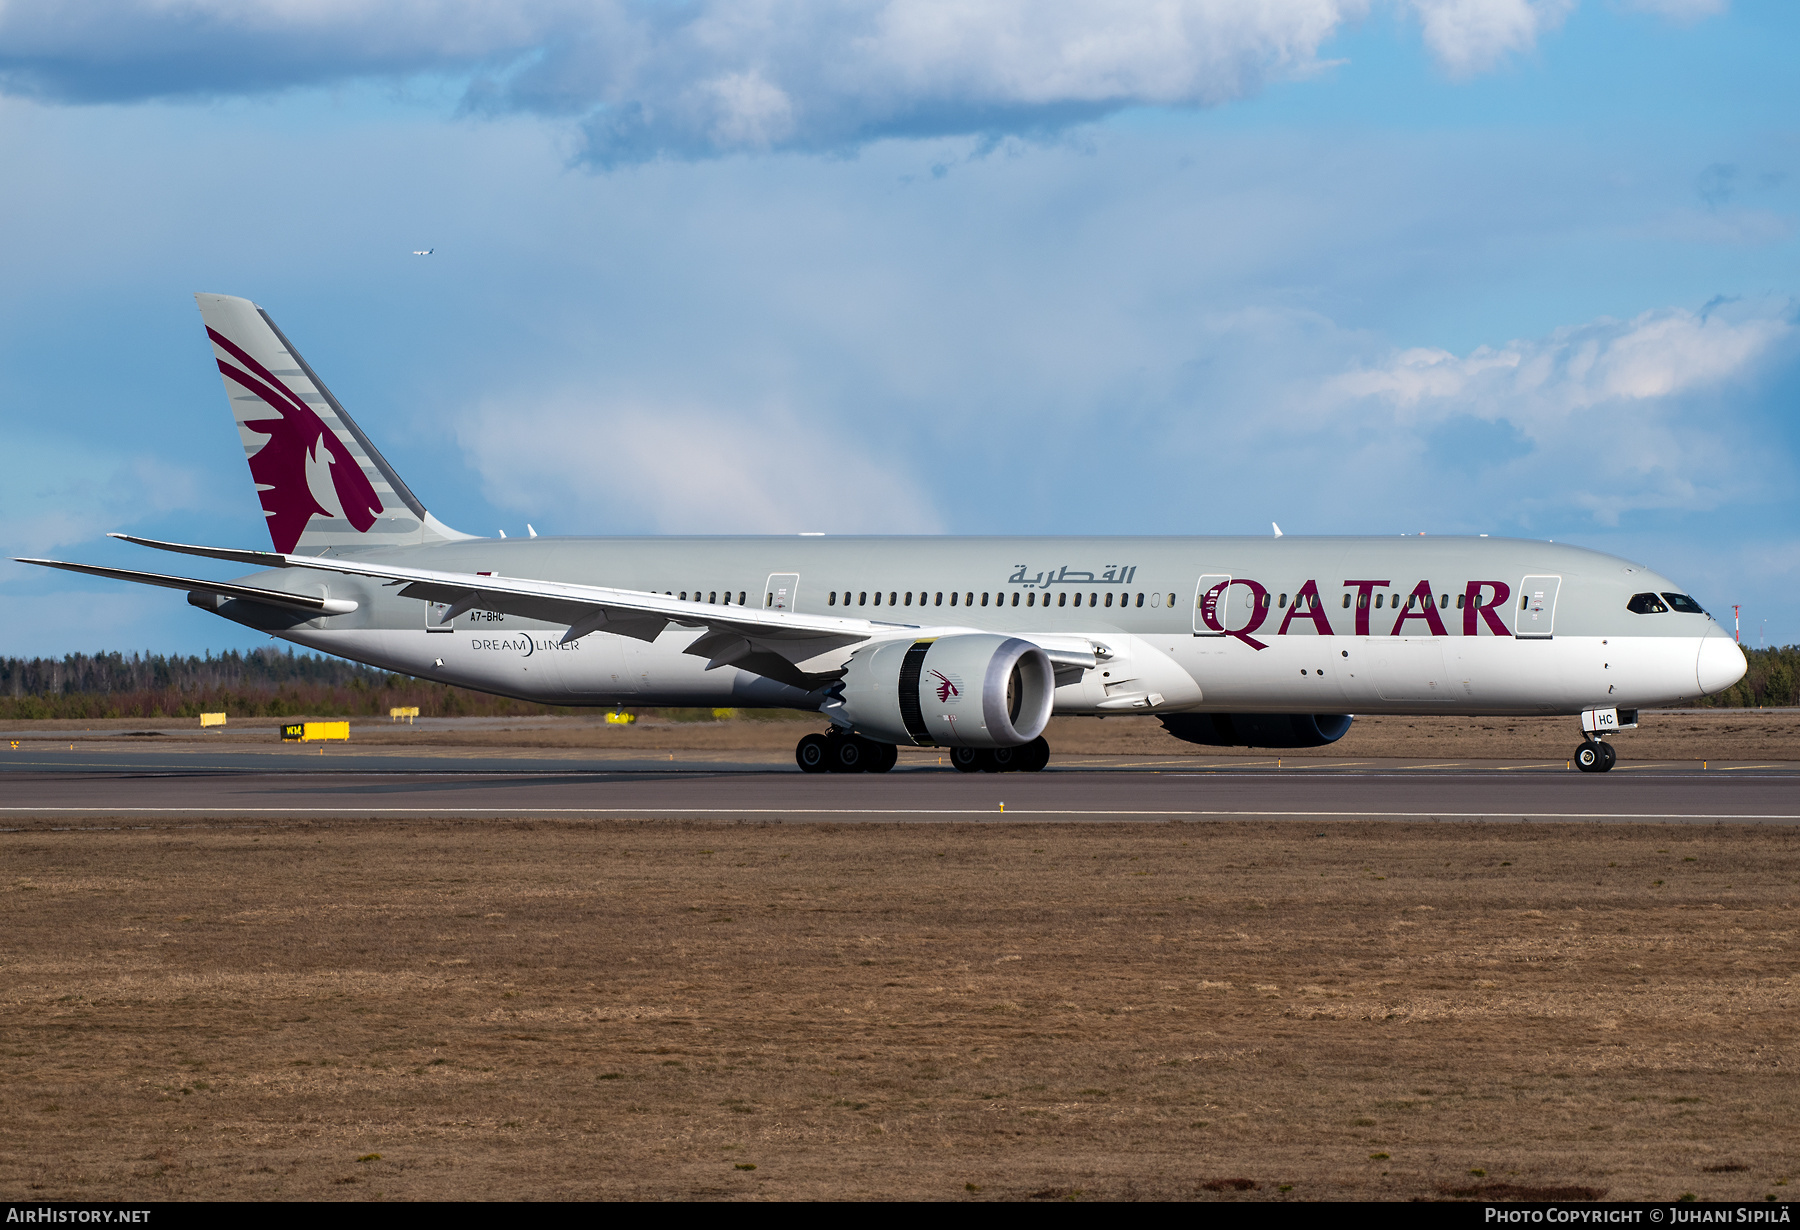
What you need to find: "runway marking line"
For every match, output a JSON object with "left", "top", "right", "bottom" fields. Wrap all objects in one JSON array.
[{"left": 2, "top": 807, "right": 1796, "bottom": 820}]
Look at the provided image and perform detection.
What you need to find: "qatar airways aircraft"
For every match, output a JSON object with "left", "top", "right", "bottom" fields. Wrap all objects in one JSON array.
[{"left": 21, "top": 294, "right": 1747, "bottom": 775}]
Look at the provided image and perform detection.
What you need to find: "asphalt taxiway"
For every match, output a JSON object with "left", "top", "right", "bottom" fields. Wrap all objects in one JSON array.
[{"left": 1, "top": 740, "right": 1795, "bottom": 823}]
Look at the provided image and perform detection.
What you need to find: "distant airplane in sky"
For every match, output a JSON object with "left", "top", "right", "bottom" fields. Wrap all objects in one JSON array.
[
  {"left": 412, "top": 249, "right": 433, "bottom": 256},
  {"left": 19, "top": 295, "right": 1748, "bottom": 776}
]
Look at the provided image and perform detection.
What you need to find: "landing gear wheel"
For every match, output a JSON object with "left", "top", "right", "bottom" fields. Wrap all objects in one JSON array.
[
  {"left": 1574, "top": 741, "right": 1615, "bottom": 773},
  {"left": 949, "top": 747, "right": 993, "bottom": 773},
  {"left": 866, "top": 741, "right": 898, "bottom": 773},
  {"left": 1017, "top": 736, "right": 1050, "bottom": 773},
  {"left": 989, "top": 745, "right": 1020, "bottom": 772},
  {"left": 796, "top": 733, "right": 830, "bottom": 774},
  {"left": 827, "top": 733, "right": 867, "bottom": 773}
]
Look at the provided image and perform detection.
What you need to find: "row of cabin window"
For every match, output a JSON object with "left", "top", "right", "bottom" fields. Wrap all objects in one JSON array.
[
  {"left": 675, "top": 591, "right": 745, "bottom": 605},
  {"left": 1324, "top": 591, "right": 1463, "bottom": 611},
  {"left": 1244, "top": 591, "right": 1465, "bottom": 611},
  {"left": 825, "top": 590, "right": 1177, "bottom": 610}
]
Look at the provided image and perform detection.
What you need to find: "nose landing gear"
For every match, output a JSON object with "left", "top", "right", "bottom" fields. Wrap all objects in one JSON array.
[{"left": 1573, "top": 739, "right": 1617, "bottom": 773}]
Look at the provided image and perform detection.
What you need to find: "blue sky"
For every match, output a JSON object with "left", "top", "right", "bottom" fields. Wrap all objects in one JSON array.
[{"left": 2, "top": 0, "right": 1796, "bottom": 656}]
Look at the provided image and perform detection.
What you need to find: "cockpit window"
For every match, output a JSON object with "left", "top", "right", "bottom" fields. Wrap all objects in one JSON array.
[
  {"left": 1662, "top": 592, "right": 1705, "bottom": 615},
  {"left": 1627, "top": 593, "right": 1668, "bottom": 614}
]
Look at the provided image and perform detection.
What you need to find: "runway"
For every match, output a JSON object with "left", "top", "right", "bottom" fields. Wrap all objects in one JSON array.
[{"left": 2, "top": 740, "right": 1795, "bottom": 823}]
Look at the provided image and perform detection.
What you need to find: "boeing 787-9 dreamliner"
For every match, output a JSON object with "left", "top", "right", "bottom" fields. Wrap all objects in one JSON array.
[{"left": 21, "top": 294, "right": 1748, "bottom": 774}]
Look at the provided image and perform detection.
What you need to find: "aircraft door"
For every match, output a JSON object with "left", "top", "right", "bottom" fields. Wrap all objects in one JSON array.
[
  {"left": 1192, "top": 574, "right": 1231, "bottom": 635},
  {"left": 765, "top": 573, "right": 800, "bottom": 612},
  {"left": 1515, "top": 575, "right": 1562, "bottom": 639},
  {"left": 425, "top": 600, "right": 457, "bottom": 632}
]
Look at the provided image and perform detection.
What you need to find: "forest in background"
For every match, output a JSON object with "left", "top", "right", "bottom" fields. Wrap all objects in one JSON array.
[
  {"left": 0, "top": 644, "right": 1794, "bottom": 721},
  {"left": 0, "top": 648, "right": 570, "bottom": 720}
]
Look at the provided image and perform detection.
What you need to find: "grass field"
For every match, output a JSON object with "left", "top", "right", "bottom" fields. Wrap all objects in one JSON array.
[
  {"left": 2, "top": 817, "right": 1795, "bottom": 1200},
  {"left": 10, "top": 709, "right": 1800, "bottom": 764}
]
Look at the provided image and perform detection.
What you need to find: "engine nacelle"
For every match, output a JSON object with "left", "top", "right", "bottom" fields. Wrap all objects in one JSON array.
[
  {"left": 835, "top": 634, "right": 1055, "bottom": 748},
  {"left": 1160, "top": 713, "right": 1354, "bottom": 749}
]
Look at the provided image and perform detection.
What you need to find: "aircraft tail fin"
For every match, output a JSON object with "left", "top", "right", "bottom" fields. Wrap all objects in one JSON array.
[{"left": 195, "top": 293, "right": 472, "bottom": 555}]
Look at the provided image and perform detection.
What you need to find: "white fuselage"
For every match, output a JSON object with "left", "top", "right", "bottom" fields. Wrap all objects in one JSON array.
[{"left": 225, "top": 534, "right": 1743, "bottom": 717}]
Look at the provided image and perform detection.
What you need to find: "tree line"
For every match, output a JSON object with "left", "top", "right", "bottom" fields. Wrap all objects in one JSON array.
[
  {"left": 1693, "top": 644, "right": 1799, "bottom": 710},
  {"left": 0, "top": 643, "right": 1793, "bottom": 721},
  {"left": 0, "top": 648, "right": 573, "bottom": 720}
]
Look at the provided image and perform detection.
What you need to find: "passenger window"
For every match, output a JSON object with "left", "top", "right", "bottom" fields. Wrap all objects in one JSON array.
[
  {"left": 1168, "top": 593, "right": 1177, "bottom": 608},
  {"left": 965, "top": 593, "right": 973, "bottom": 606},
  {"left": 981, "top": 593, "right": 989, "bottom": 607},
  {"left": 1104, "top": 593, "right": 1113, "bottom": 608},
  {"left": 1011, "top": 592, "right": 1020, "bottom": 607},
  {"left": 1456, "top": 594, "right": 1465, "bottom": 609},
  {"left": 1344, "top": 594, "right": 1353, "bottom": 609},
  {"left": 1279, "top": 593, "right": 1288, "bottom": 608},
  {"left": 1057, "top": 592, "right": 1066, "bottom": 607},
  {"left": 1374, "top": 594, "right": 1383, "bottom": 609},
  {"left": 859, "top": 592, "right": 867, "bottom": 606},
  {"left": 1440, "top": 593, "right": 1449, "bottom": 609},
  {"left": 904, "top": 592, "right": 912, "bottom": 606},
  {"left": 873, "top": 592, "right": 881, "bottom": 606},
  {"left": 1073, "top": 593, "right": 1082, "bottom": 607},
  {"left": 827, "top": 592, "right": 836, "bottom": 606},
  {"left": 1662, "top": 593, "right": 1704, "bottom": 614},
  {"left": 950, "top": 592, "right": 958, "bottom": 606},
  {"left": 680, "top": 591, "right": 688, "bottom": 601},
  {"left": 1136, "top": 593, "right": 1144, "bottom": 607},
  {"left": 935, "top": 592, "right": 943, "bottom": 606},
  {"left": 1258, "top": 592, "right": 1270, "bottom": 609},
  {"left": 1151, "top": 593, "right": 1162, "bottom": 608},
  {"left": 1089, "top": 593, "right": 1097, "bottom": 607},
  {"left": 738, "top": 592, "right": 746, "bottom": 606},
  {"left": 709, "top": 591, "right": 717, "bottom": 604},
  {"left": 1627, "top": 593, "right": 1669, "bottom": 614}
]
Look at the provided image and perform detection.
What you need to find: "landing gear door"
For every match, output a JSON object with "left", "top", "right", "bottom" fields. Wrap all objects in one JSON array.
[
  {"left": 1193, "top": 574, "right": 1231, "bottom": 635},
  {"left": 1515, "top": 575, "right": 1561, "bottom": 639},
  {"left": 765, "top": 573, "right": 800, "bottom": 612}
]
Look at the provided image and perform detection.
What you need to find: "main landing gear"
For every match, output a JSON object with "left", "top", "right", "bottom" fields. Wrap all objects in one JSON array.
[
  {"left": 796, "top": 730, "right": 898, "bottom": 774},
  {"left": 1573, "top": 738, "right": 1617, "bottom": 774},
  {"left": 949, "top": 736, "right": 1050, "bottom": 774}
]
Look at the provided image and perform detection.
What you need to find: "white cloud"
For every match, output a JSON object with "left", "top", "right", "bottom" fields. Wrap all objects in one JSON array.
[
  {"left": 1619, "top": 0, "right": 1728, "bottom": 21},
  {"left": 0, "top": 0, "right": 1599, "bottom": 161},
  {"left": 1407, "top": 0, "right": 1573, "bottom": 76},
  {"left": 454, "top": 394, "right": 943, "bottom": 534},
  {"left": 1322, "top": 301, "right": 1795, "bottom": 523}
]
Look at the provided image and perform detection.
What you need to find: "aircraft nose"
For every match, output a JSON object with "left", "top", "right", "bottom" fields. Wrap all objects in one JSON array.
[{"left": 1696, "top": 635, "right": 1747, "bottom": 696}]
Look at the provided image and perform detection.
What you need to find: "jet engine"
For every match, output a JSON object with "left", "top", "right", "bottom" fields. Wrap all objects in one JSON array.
[
  {"left": 832, "top": 634, "right": 1055, "bottom": 748},
  {"left": 1160, "top": 713, "right": 1353, "bottom": 749}
]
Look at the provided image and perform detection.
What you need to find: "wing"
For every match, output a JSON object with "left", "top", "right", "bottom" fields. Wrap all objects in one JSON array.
[{"left": 104, "top": 533, "right": 885, "bottom": 689}]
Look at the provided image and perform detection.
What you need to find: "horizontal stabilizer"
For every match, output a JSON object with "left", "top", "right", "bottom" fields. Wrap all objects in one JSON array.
[{"left": 16, "top": 558, "right": 357, "bottom": 615}]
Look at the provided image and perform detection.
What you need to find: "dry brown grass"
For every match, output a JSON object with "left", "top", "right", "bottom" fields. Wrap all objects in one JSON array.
[
  {"left": 2, "top": 819, "right": 1796, "bottom": 1200},
  {"left": 20, "top": 709, "right": 1800, "bottom": 763}
]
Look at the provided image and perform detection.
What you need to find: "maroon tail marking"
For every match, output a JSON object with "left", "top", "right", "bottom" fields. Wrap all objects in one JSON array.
[{"left": 208, "top": 326, "right": 382, "bottom": 552}]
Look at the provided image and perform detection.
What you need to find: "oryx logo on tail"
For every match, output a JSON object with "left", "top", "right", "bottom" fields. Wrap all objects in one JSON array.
[{"left": 206, "top": 325, "right": 383, "bottom": 553}]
